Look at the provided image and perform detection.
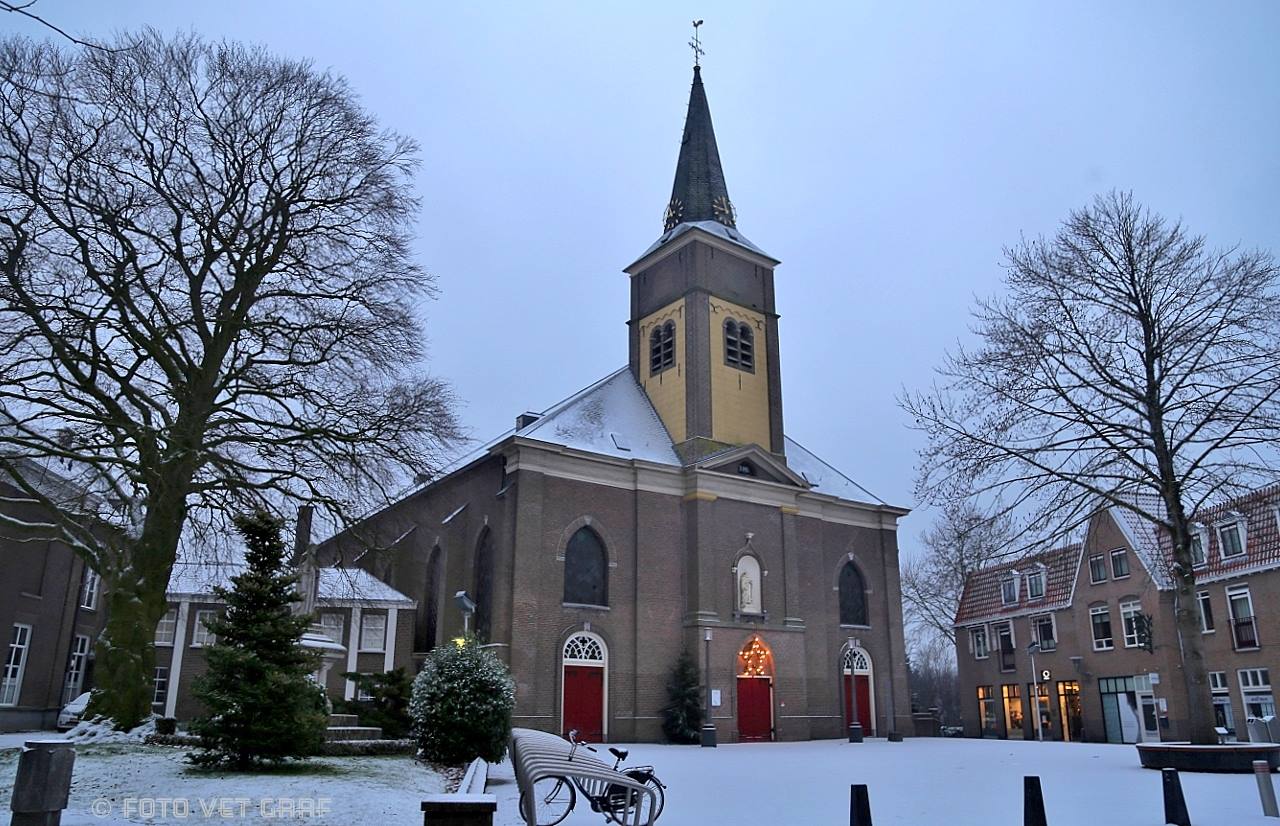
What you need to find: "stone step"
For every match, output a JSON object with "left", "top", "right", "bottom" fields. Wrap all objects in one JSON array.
[
  {"left": 325, "top": 725, "right": 384, "bottom": 742},
  {"left": 328, "top": 713, "right": 360, "bottom": 727}
]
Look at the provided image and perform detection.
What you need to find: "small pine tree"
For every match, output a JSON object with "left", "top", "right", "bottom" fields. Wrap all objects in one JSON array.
[
  {"left": 337, "top": 668, "right": 413, "bottom": 739},
  {"left": 410, "top": 638, "right": 514, "bottom": 764},
  {"left": 190, "top": 511, "right": 328, "bottom": 769},
  {"left": 662, "top": 649, "right": 704, "bottom": 744}
]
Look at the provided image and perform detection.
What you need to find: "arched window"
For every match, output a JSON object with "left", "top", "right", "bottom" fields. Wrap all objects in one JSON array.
[
  {"left": 649, "top": 321, "right": 675, "bottom": 375},
  {"left": 473, "top": 528, "right": 494, "bottom": 641},
  {"left": 724, "top": 319, "right": 755, "bottom": 372},
  {"left": 424, "top": 545, "right": 443, "bottom": 649},
  {"left": 839, "top": 561, "right": 868, "bottom": 626},
  {"left": 563, "top": 526, "right": 608, "bottom": 606},
  {"left": 736, "top": 555, "right": 762, "bottom": 614}
]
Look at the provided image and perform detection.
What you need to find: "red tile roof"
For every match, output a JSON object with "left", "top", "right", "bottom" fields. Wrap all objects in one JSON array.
[
  {"left": 1160, "top": 482, "right": 1280, "bottom": 584},
  {"left": 954, "top": 544, "right": 1081, "bottom": 627}
]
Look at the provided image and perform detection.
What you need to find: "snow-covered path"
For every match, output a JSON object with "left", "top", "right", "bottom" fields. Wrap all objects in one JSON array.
[{"left": 493, "top": 737, "right": 1277, "bottom": 826}]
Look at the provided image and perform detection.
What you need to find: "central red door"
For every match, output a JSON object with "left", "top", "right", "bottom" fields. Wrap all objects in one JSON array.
[
  {"left": 737, "top": 676, "right": 773, "bottom": 741},
  {"left": 843, "top": 674, "right": 872, "bottom": 734},
  {"left": 563, "top": 665, "right": 604, "bottom": 741}
]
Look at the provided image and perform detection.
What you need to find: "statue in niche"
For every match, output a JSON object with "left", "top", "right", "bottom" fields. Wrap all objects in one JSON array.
[{"left": 737, "top": 557, "right": 761, "bottom": 614}]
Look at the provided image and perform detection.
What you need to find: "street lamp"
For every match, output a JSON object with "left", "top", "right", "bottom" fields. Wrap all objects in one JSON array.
[
  {"left": 701, "top": 628, "right": 717, "bottom": 748},
  {"left": 454, "top": 590, "right": 476, "bottom": 637},
  {"left": 1027, "top": 641, "right": 1044, "bottom": 742}
]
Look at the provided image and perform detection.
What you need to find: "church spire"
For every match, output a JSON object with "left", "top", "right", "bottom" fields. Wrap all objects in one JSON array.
[{"left": 663, "top": 65, "right": 736, "bottom": 233}]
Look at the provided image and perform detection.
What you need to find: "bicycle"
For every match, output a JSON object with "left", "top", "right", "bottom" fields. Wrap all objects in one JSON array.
[{"left": 518, "top": 730, "right": 666, "bottom": 826}]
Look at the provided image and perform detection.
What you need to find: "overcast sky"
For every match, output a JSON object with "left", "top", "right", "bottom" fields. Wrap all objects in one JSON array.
[{"left": 7, "top": 2, "right": 1280, "bottom": 553}]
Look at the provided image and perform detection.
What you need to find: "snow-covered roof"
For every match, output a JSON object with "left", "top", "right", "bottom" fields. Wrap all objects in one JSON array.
[
  {"left": 1107, "top": 493, "right": 1173, "bottom": 588},
  {"left": 784, "top": 436, "right": 885, "bottom": 505},
  {"left": 166, "top": 561, "right": 413, "bottom": 605},
  {"left": 633, "top": 220, "right": 775, "bottom": 266}
]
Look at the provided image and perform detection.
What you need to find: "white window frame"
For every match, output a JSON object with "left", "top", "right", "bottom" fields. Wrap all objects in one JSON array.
[
  {"left": 359, "top": 613, "right": 387, "bottom": 653},
  {"left": 152, "top": 666, "right": 169, "bottom": 706},
  {"left": 319, "top": 612, "right": 345, "bottom": 644},
  {"left": 356, "top": 674, "right": 375, "bottom": 702},
  {"left": 1090, "top": 605, "right": 1114, "bottom": 651},
  {"left": 1109, "top": 548, "right": 1130, "bottom": 579},
  {"left": 1189, "top": 527, "right": 1208, "bottom": 568},
  {"left": 1120, "top": 600, "right": 1143, "bottom": 648},
  {"left": 1, "top": 624, "right": 33, "bottom": 706},
  {"left": 80, "top": 568, "right": 100, "bottom": 610},
  {"left": 1088, "top": 554, "right": 1107, "bottom": 584},
  {"left": 155, "top": 609, "right": 178, "bottom": 646},
  {"left": 1031, "top": 613, "right": 1057, "bottom": 650},
  {"left": 1209, "top": 671, "right": 1229, "bottom": 692},
  {"left": 970, "top": 626, "right": 989, "bottom": 659},
  {"left": 1196, "top": 590, "right": 1215, "bottom": 634},
  {"left": 190, "top": 610, "right": 218, "bottom": 648},
  {"left": 1000, "top": 573, "right": 1019, "bottom": 606},
  {"left": 1239, "top": 668, "right": 1274, "bottom": 719},
  {"left": 1026, "top": 568, "right": 1046, "bottom": 601},
  {"left": 1217, "top": 518, "right": 1246, "bottom": 559},
  {"left": 62, "top": 634, "right": 91, "bottom": 705}
]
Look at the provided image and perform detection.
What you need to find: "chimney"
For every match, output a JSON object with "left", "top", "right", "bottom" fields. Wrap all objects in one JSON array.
[{"left": 516, "top": 412, "right": 541, "bottom": 430}]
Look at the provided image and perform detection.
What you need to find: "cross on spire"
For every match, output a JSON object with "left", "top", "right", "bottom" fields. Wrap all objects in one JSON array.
[{"left": 689, "top": 19, "right": 704, "bottom": 68}]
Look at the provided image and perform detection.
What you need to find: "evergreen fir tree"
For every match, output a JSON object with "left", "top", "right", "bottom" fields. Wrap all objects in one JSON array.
[
  {"left": 661, "top": 649, "right": 704, "bottom": 743},
  {"left": 190, "top": 511, "right": 328, "bottom": 768}
]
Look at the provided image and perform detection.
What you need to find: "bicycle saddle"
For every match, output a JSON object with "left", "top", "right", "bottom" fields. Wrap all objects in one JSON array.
[{"left": 609, "top": 747, "right": 629, "bottom": 761}]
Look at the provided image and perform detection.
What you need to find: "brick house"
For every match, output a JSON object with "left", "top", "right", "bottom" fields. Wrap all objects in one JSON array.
[
  {"left": 955, "top": 485, "right": 1280, "bottom": 743},
  {"left": 155, "top": 562, "right": 416, "bottom": 722},
  {"left": 319, "top": 65, "right": 913, "bottom": 744}
]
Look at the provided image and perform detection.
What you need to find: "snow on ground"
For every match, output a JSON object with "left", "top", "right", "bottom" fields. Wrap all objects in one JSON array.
[
  {"left": 0, "top": 741, "right": 446, "bottom": 825},
  {"left": 492, "top": 737, "right": 1279, "bottom": 826}
]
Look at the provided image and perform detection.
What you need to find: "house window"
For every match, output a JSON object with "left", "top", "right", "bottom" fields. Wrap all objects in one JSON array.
[
  {"left": 1218, "top": 521, "right": 1245, "bottom": 559},
  {"left": 1026, "top": 569, "right": 1045, "bottom": 601},
  {"left": 1120, "top": 601, "right": 1144, "bottom": 648},
  {"left": 155, "top": 609, "right": 177, "bottom": 646},
  {"left": 977, "top": 685, "right": 999, "bottom": 737},
  {"left": 1090, "top": 605, "right": 1114, "bottom": 651},
  {"left": 1239, "top": 668, "right": 1275, "bottom": 719},
  {"left": 995, "top": 623, "right": 1015, "bottom": 672},
  {"left": 1227, "top": 586, "right": 1258, "bottom": 650},
  {"left": 1031, "top": 615, "right": 1056, "bottom": 651},
  {"left": 80, "top": 568, "right": 101, "bottom": 610},
  {"left": 62, "top": 634, "right": 91, "bottom": 705},
  {"left": 1110, "top": 549, "right": 1130, "bottom": 579},
  {"left": 359, "top": 614, "right": 387, "bottom": 652},
  {"left": 563, "top": 526, "right": 608, "bottom": 607},
  {"left": 1088, "top": 554, "right": 1107, "bottom": 584},
  {"left": 319, "top": 613, "right": 345, "bottom": 644},
  {"left": 1000, "top": 573, "right": 1019, "bottom": 606},
  {"left": 191, "top": 610, "right": 218, "bottom": 647},
  {"left": 649, "top": 321, "right": 675, "bottom": 375},
  {"left": 1210, "top": 672, "right": 1233, "bottom": 733},
  {"left": 970, "top": 626, "right": 989, "bottom": 659},
  {"left": 1210, "top": 671, "right": 1229, "bottom": 691},
  {"left": 1002, "top": 684, "right": 1025, "bottom": 739},
  {"left": 1197, "top": 591, "right": 1215, "bottom": 633},
  {"left": 356, "top": 674, "right": 375, "bottom": 702},
  {"left": 2, "top": 624, "right": 32, "bottom": 706},
  {"left": 724, "top": 319, "right": 755, "bottom": 372},
  {"left": 838, "top": 561, "right": 868, "bottom": 626},
  {"left": 1189, "top": 531, "right": 1206, "bottom": 567},
  {"left": 152, "top": 666, "right": 169, "bottom": 706}
]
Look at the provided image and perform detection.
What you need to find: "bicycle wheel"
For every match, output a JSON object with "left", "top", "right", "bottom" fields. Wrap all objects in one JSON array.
[
  {"left": 605, "top": 770, "right": 665, "bottom": 824},
  {"left": 518, "top": 777, "right": 575, "bottom": 826}
]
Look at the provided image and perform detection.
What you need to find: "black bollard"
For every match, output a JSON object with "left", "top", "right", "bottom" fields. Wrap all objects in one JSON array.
[
  {"left": 1162, "top": 768, "right": 1192, "bottom": 826},
  {"left": 850, "top": 784, "right": 873, "bottom": 826},
  {"left": 1024, "top": 776, "right": 1048, "bottom": 826}
]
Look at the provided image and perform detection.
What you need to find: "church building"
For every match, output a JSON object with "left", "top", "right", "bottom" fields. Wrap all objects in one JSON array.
[{"left": 320, "top": 64, "right": 912, "bottom": 743}]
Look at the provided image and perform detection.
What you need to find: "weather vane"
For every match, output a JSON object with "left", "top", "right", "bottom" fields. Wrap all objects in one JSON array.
[{"left": 689, "top": 19, "right": 705, "bottom": 68}]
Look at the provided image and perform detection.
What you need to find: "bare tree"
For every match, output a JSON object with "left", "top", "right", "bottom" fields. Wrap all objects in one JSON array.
[
  {"left": 905, "top": 633, "right": 960, "bottom": 725},
  {"left": 901, "top": 502, "right": 1011, "bottom": 646},
  {"left": 902, "top": 191, "right": 1280, "bottom": 745},
  {"left": 0, "top": 32, "right": 459, "bottom": 728}
]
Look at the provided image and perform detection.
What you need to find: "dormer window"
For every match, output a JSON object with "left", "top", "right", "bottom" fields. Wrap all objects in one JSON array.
[
  {"left": 724, "top": 319, "right": 754, "bottom": 372},
  {"left": 1000, "top": 573, "right": 1019, "bottom": 606},
  {"left": 1218, "top": 518, "right": 1246, "bottom": 559},
  {"left": 1189, "top": 529, "right": 1207, "bottom": 568},
  {"left": 1026, "top": 568, "right": 1045, "bottom": 601},
  {"left": 649, "top": 321, "right": 675, "bottom": 375}
]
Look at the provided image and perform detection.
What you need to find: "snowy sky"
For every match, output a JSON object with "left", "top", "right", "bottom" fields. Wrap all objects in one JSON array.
[{"left": 7, "top": 2, "right": 1280, "bottom": 555}]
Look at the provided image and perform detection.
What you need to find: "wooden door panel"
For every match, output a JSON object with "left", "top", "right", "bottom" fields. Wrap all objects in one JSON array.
[
  {"left": 563, "top": 665, "right": 604, "bottom": 741},
  {"left": 737, "top": 676, "right": 772, "bottom": 741}
]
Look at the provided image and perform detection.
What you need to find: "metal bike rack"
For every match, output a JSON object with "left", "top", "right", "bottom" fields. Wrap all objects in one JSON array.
[{"left": 510, "top": 728, "right": 659, "bottom": 826}]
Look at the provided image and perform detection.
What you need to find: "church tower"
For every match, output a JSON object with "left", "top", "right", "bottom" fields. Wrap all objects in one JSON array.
[{"left": 626, "top": 65, "right": 785, "bottom": 462}]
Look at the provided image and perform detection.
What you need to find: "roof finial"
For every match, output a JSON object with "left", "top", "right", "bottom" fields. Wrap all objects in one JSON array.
[{"left": 689, "top": 19, "right": 705, "bottom": 68}]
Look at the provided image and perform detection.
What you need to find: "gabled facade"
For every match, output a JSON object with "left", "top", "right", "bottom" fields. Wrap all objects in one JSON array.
[
  {"left": 955, "top": 485, "right": 1280, "bottom": 744},
  {"left": 320, "top": 64, "right": 912, "bottom": 743}
]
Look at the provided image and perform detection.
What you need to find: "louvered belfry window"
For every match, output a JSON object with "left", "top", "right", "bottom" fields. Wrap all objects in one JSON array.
[
  {"left": 649, "top": 321, "right": 675, "bottom": 375},
  {"left": 724, "top": 319, "right": 755, "bottom": 372}
]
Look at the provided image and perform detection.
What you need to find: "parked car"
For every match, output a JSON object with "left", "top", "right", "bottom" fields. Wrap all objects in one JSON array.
[{"left": 56, "top": 692, "right": 92, "bottom": 731}]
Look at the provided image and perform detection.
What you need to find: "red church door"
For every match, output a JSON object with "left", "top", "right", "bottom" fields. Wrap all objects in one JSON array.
[
  {"left": 737, "top": 676, "right": 773, "bottom": 741},
  {"left": 563, "top": 665, "right": 604, "bottom": 741},
  {"left": 843, "top": 674, "right": 872, "bottom": 734}
]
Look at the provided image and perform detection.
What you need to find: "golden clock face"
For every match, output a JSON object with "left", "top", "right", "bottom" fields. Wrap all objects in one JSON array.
[
  {"left": 712, "top": 195, "right": 736, "bottom": 227},
  {"left": 663, "top": 198, "right": 683, "bottom": 232}
]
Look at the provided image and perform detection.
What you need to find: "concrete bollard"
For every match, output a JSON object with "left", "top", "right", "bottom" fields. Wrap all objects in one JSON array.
[
  {"left": 1256, "top": 760, "right": 1279, "bottom": 818},
  {"left": 9, "top": 739, "right": 76, "bottom": 826},
  {"left": 849, "top": 784, "right": 873, "bottom": 826},
  {"left": 1161, "top": 768, "right": 1192, "bottom": 826},
  {"left": 1024, "top": 775, "right": 1048, "bottom": 826}
]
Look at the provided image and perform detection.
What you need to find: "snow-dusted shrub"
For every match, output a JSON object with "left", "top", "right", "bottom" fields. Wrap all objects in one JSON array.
[{"left": 411, "top": 638, "right": 514, "bottom": 764}]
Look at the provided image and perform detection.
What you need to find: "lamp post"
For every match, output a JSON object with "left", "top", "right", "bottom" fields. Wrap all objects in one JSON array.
[
  {"left": 701, "top": 628, "right": 717, "bottom": 748},
  {"left": 1028, "top": 641, "right": 1044, "bottom": 742},
  {"left": 846, "top": 637, "right": 863, "bottom": 743}
]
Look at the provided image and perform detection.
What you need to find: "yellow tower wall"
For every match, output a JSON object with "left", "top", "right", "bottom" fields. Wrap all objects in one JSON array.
[
  {"left": 709, "top": 297, "right": 770, "bottom": 447},
  {"left": 638, "top": 297, "right": 687, "bottom": 442}
]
